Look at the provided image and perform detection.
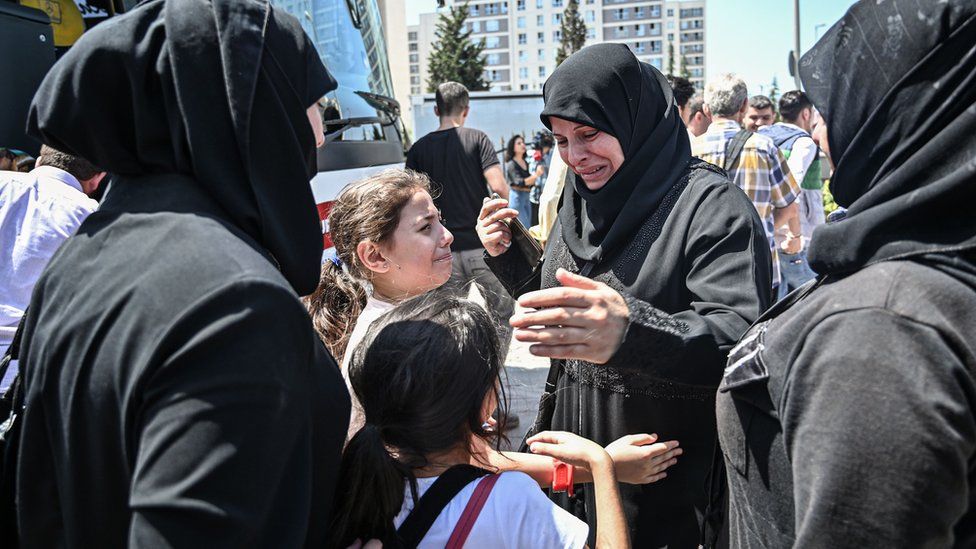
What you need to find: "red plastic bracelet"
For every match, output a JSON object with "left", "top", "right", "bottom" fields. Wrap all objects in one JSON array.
[{"left": 552, "top": 460, "right": 575, "bottom": 497}]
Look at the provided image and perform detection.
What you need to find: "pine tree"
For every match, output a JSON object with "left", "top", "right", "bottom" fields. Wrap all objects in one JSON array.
[
  {"left": 768, "top": 76, "right": 781, "bottom": 114},
  {"left": 555, "top": 0, "right": 587, "bottom": 65},
  {"left": 426, "top": 2, "right": 489, "bottom": 92},
  {"left": 679, "top": 54, "right": 691, "bottom": 79},
  {"left": 667, "top": 41, "right": 675, "bottom": 75}
]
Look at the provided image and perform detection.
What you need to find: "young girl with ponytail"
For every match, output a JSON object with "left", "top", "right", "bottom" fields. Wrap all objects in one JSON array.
[
  {"left": 305, "top": 168, "right": 680, "bottom": 500},
  {"left": 331, "top": 295, "right": 634, "bottom": 548}
]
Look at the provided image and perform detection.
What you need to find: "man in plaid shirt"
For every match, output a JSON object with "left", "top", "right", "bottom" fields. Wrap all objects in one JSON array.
[{"left": 691, "top": 73, "right": 802, "bottom": 292}]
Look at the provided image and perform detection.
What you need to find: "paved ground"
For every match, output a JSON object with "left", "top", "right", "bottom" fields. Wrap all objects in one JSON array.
[{"left": 467, "top": 286, "right": 550, "bottom": 450}]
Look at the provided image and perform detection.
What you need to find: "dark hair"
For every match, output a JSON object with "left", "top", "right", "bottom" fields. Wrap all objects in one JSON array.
[
  {"left": 329, "top": 293, "right": 509, "bottom": 547},
  {"left": 687, "top": 93, "right": 706, "bottom": 118},
  {"left": 778, "top": 90, "right": 813, "bottom": 123},
  {"left": 504, "top": 134, "right": 525, "bottom": 162},
  {"left": 748, "top": 95, "right": 774, "bottom": 112},
  {"left": 303, "top": 169, "right": 432, "bottom": 358},
  {"left": 667, "top": 75, "right": 696, "bottom": 108},
  {"left": 36, "top": 145, "right": 100, "bottom": 180},
  {"left": 435, "top": 81, "right": 469, "bottom": 117}
]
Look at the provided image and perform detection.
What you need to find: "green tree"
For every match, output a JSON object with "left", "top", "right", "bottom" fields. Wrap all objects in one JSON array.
[
  {"left": 667, "top": 41, "right": 675, "bottom": 75},
  {"left": 679, "top": 54, "right": 691, "bottom": 79},
  {"left": 768, "top": 76, "right": 781, "bottom": 117},
  {"left": 555, "top": 0, "right": 587, "bottom": 65},
  {"left": 426, "top": 2, "right": 489, "bottom": 92}
]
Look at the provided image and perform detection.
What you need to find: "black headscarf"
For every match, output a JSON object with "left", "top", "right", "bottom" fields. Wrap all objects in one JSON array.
[
  {"left": 26, "top": 0, "right": 336, "bottom": 295},
  {"left": 800, "top": 0, "right": 976, "bottom": 275},
  {"left": 541, "top": 43, "right": 691, "bottom": 263}
]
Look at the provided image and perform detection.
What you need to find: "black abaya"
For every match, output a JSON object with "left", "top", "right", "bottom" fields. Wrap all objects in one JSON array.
[
  {"left": 485, "top": 45, "right": 771, "bottom": 547},
  {"left": 489, "top": 161, "right": 771, "bottom": 547},
  {"left": 15, "top": 1, "right": 350, "bottom": 547}
]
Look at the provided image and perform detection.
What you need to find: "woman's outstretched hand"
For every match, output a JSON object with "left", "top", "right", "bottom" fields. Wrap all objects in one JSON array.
[
  {"left": 511, "top": 268, "right": 629, "bottom": 364},
  {"left": 605, "top": 434, "right": 681, "bottom": 485},
  {"left": 477, "top": 197, "right": 519, "bottom": 257}
]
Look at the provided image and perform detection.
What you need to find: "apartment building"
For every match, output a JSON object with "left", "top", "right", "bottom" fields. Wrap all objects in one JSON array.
[{"left": 408, "top": 0, "right": 705, "bottom": 95}]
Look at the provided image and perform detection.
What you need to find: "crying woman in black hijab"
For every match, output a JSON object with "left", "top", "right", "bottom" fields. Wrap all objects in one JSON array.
[
  {"left": 14, "top": 1, "right": 351, "bottom": 546},
  {"left": 477, "top": 43, "right": 771, "bottom": 547}
]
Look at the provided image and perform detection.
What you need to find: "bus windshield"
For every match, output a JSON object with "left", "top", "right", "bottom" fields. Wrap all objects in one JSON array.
[{"left": 272, "top": 0, "right": 397, "bottom": 130}]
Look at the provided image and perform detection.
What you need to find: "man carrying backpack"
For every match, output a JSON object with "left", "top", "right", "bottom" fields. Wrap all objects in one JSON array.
[
  {"left": 692, "top": 74, "right": 802, "bottom": 295},
  {"left": 759, "top": 90, "right": 824, "bottom": 299}
]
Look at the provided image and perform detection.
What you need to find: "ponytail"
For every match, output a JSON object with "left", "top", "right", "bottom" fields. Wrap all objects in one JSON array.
[
  {"left": 329, "top": 424, "right": 412, "bottom": 548},
  {"left": 305, "top": 259, "right": 367, "bottom": 358}
]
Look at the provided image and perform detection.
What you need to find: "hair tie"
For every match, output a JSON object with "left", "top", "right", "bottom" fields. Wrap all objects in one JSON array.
[{"left": 328, "top": 252, "right": 343, "bottom": 268}]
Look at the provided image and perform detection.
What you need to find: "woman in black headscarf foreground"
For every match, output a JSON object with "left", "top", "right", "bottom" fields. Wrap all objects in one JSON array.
[
  {"left": 15, "top": 0, "right": 350, "bottom": 546},
  {"left": 716, "top": 1, "right": 976, "bottom": 547},
  {"left": 477, "top": 44, "right": 771, "bottom": 547}
]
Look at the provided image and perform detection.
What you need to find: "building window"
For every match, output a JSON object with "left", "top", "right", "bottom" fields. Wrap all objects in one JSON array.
[
  {"left": 649, "top": 5, "right": 660, "bottom": 18},
  {"left": 410, "top": 76, "right": 420, "bottom": 85},
  {"left": 517, "top": 0, "right": 525, "bottom": 10},
  {"left": 520, "top": 84, "right": 529, "bottom": 90},
  {"left": 553, "top": 30, "right": 562, "bottom": 41},
  {"left": 537, "top": 31, "right": 545, "bottom": 43},
  {"left": 539, "top": 66, "right": 546, "bottom": 77},
  {"left": 586, "top": 10, "right": 595, "bottom": 22},
  {"left": 615, "top": 8, "right": 624, "bottom": 20},
  {"left": 586, "top": 27, "right": 596, "bottom": 39},
  {"left": 552, "top": 0, "right": 563, "bottom": 6},
  {"left": 635, "top": 6, "right": 645, "bottom": 18},
  {"left": 409, "top": 65, "right": 419, "bottom": 74},
  {"left": 517, "top": 16, "right": 526, "bottom": 28},
  {"left": 636, "top": 24, "right": 644, "bottom": 36},
  {"left": 538, "top": 48, "right": 545, "bottom": 60},
  {"left": 519, "top": 67, "right": 529, "bottom": 78},
  {"left": 470, "top": 5, "right": 479, "bottom": 16},
  {"left": 667, "top": 32, "right": 674, "bottom": 41},
  {"left": 537, "top": 14, "right": 544, "bottom": 26},
  {"left": 519, "top": 50, "right": 528, "bottom": 62},
  {"left": 486, "top": 3, "right": 499, "bottom": 15},
  {"left": 553, "top": 13, "right": 562, "bottom": 24},
  {"left": 409, "top": 43, "right": 418, "bottom": 51},
  {"left": 536, "top": 0, "right": 543, "bottom": 8},
  {"left": 471, "top": 20, "right": 481, "bottom": 32},
  {"left": 486, "top": 19, "right": 500, "bottom": 32},
  {"left": 667, "top": 21, "right": 674, "bottom": 29},
  {"left": 666, "top": 8, "right": 673, "bottom": 17},
  {"left": 649, "top": 57, "right": 663, "bottom": 70},
  {"left": 485, "top": 36, "right": 501, "bottom": 48},
  {"left": 518, "top": 33, "right": 527, "bottom": 44},
  {"left": 411, "top": 86, "right": 420, "bottom": 95},
  {"left": 409, "top": 53, "right": 419, "bottom": 63},
  {"left": 408, "top": 32, "right": 417, "bottom": 41}
]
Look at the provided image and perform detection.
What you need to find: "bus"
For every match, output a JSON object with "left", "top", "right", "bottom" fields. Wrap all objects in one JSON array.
[{"left": 0, "top": 0, "right": 407, "bottom": 251}]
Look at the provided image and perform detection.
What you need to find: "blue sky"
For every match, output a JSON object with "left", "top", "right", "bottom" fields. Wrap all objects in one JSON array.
[{"left": 404, "top": 0, "right": 857, "bottom": 95}]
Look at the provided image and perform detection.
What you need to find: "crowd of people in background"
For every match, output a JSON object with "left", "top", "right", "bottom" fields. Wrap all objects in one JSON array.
[{"left": 1, "top": 0, "right": 974, "bottom": 548}]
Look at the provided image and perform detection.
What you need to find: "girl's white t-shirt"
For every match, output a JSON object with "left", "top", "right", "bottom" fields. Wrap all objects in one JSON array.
[
  {"left": 392, "top": 471, "right": 589, "bottom": 548},
  {"left": 341, "top": 295, "right": 395, "bottom": 440}
]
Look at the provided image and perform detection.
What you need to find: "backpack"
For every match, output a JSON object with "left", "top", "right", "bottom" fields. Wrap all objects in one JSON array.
[
  {"left": 390, "top": 464, "right": 499, "bottom": 549},
  {"left": 0, "top": 313, "right": 26, "bottom": 546}
]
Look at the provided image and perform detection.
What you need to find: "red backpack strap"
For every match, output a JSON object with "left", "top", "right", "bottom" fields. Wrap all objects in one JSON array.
[{"left": 445, "top": 474, "right": 500, "bottom": 549}]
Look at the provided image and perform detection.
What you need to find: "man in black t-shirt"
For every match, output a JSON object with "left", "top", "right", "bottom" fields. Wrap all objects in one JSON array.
[{"left": 406, "top": 82, "right": 516, "bottom": 364}]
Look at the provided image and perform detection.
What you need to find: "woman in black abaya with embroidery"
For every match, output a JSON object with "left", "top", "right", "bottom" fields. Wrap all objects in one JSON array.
[{"left": 477, "top": 44, "right": 771, "bottom": 547}]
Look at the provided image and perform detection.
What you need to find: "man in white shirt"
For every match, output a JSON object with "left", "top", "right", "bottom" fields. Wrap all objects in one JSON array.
[
  {"left": 758, "top": 91, "right": 824, "bottom": 299},
  {"left": 1, "top": 145, "right": 105, "bottom": 388}
]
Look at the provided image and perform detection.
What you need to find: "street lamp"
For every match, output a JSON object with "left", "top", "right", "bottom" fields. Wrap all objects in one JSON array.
[{"left": 815, "top": 23, "right": 827, "bottom": 40}]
